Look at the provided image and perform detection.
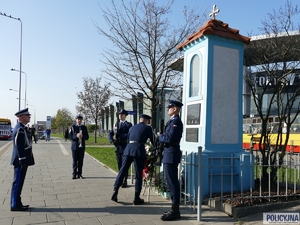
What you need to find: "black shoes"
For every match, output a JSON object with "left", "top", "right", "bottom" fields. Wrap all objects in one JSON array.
[
  {"left": 72, "top": 174, "right": 84, "bottom": 179},
  {"left": 133, "top": 191, "right": 144, "bottom": 205},
  {"left": 161, "top": 204, "right": 180, "bottom": 221},
  {"left": 78, "top": 175, "right": 85, "bottom": 179},
  {"left": 133, "top": 197, "right": 144, "bottom": 205},
  {"left": 111, "top": 187, "right": 119, "bottom": 202},
  {"left": 111, "top": 193, "right": 118, "bottom": 202},
  {"left": 161, "top": 210, "right": 180, "bottom": 221},
  {"left": 121, "top": 182, "right": 127, "bottom": 188},
  {"left": 11, "top": 205, "right": 29, "bottom": 211}
]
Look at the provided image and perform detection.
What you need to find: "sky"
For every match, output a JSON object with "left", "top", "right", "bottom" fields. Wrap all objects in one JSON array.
[{"left": 0, "top": 0, "right": 299, "bottom": 127}]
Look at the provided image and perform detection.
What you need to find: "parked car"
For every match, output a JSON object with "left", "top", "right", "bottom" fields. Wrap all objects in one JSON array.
[{"left": 38, "top": 131, "right": 45, "bottom": 140}]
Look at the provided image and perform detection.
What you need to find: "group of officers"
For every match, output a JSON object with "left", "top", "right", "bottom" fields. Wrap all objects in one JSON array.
[
  {"left": 108, "top": 99, "right": 183, "bottom": 221},
  {"left": 9, "top": 99, "right": 183, "bottom": 221}
]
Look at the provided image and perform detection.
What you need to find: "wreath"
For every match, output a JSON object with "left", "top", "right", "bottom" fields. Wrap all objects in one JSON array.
[
  {"left": 143, "top": 140, "right": 158, "bottom": 183},
  {"left": 142, "top": 138, "right": 159, "bottom": 201}
]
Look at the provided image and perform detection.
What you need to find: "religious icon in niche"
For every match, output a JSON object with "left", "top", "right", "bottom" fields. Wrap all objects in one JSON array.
[{"left": 186, "top": 103, "right": 201, "bottom": 125}]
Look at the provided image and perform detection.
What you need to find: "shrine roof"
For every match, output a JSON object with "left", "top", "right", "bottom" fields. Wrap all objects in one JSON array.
[{"left": 177, "top": 19, "right": 251, "bottom": 51}]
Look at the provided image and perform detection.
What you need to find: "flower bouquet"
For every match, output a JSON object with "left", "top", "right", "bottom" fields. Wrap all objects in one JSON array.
[{"left": 142, "top": 138, "right": 159, "bottom": 202}]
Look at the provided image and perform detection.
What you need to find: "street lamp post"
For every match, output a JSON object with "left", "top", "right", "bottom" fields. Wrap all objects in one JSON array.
[
  {"left": 0, "top": 12, "right": 22, "bottom": 110},
  {"left": 16, "top": 98, "right": 28, "bottom": 106},
  {"left": 9, "top": 88, "right": 18, "bottom": 93},
  {"left": 11, "top": 68, "right": 27, "bottom": 108}
]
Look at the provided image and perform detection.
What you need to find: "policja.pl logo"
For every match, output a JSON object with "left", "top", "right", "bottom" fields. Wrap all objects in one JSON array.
[{"left": 263, "top": 213, "right": 299, "bottom": 224}]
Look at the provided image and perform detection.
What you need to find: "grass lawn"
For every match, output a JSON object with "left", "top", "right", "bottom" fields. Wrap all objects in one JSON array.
[
  {"left": 51, "top": 132, "right": 111, "bottom": 145},
  {"left": 85, "top": 136, "right": 111, "bottom": 145},
  {"left": 85, "top": 147, "right": 118, "bottom": 172},
  {"left": 52, "top": 132, "right": 117, "bottom": 172}
]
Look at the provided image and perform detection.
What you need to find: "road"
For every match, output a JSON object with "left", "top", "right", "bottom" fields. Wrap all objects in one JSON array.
[{"left": 0, "top": 139, "right": 12, "bottom": 157}]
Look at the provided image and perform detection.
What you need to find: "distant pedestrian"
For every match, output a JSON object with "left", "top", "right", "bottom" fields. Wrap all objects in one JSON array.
[
  {"left": 111, "top": 114, "right": 154, "bottom": 205},
  {"left": 45, "top": 127, "right": 51, "bottom": 141},
  {"left": 10, "top": 108, "right": 35, "bottom": 211},
  {"left": 69, "top": 114, "right": 89, "bottom": 179},
  {"left": 64, "top": 127, "right": 69, "bottom": 141},
  {"left": 30, "top": 125, "right": 37, "bottom": 144}
]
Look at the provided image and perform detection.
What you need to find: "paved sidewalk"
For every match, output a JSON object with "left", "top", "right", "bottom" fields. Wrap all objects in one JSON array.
[{"left": 0, "top": 137, "right": 292, "bottom": 225}]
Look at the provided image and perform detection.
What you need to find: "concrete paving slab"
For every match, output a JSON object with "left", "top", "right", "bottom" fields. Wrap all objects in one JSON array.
[
  {"left": 12, "top": 214, "right": 47, "bottom": 225},
  {"left": 65, "top": 217, "right": 102, "bottom": 225}
]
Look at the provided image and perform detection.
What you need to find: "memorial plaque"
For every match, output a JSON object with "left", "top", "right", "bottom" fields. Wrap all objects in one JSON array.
[
  {"left": 186, "top": 128, "right": 198, "bottom": 142},
  {"left": 187, "top": 103, "right": 201, "bottom": 125}
]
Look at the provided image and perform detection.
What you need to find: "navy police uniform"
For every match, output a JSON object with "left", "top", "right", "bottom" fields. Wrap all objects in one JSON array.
[
  {"left": 108, "top": 109, "right": 132, "bottom": 187},
  {"left": 11, "top": 108, "right": 35, "bottom": 211},
  {"left": 69, "top": 114, "right": 89, "bottom": 179},
  {"left": 159, "top": 100, "right": 183, "bottom": 220},
  {"left": 111, "top": 114, "right": 154, "bottom": 204}
]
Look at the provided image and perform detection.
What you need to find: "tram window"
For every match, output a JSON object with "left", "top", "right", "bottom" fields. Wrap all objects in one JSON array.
[
  {"left": 268, "top": 117, "right": 273, "bottom": 123},
  {"left": 253, "top": 119, "right": 256, "bottom": 123},
  {"left": 275, "top": 117, "right": 279, "bottom": 122},
  {"left": 257, "top": 118, "right": 261, "bottom": 123}
]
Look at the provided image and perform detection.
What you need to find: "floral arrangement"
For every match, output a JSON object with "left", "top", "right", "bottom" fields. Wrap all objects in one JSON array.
[
  {"left": 141, "top": 138, "right": 160, "bottom": 202},
  {"left": 142, "top": 140, "right": 158, "bottom": 184}
]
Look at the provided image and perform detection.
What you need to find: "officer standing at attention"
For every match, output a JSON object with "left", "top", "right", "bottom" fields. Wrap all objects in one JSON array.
[
  {"left": 159, "top": 100, "right": 183, "bottom": 221},
  {"left": 10, "top": 108, "right": 35, "bottom": 211},
  {"left": 69, "top": 114, "right": 89, "bottom": 179},
  {"left": 111, "top": 114, "right": 154, "bottom": 205},
  {"left": 108, "top": 108, "right": 132, "bottom": 187}
]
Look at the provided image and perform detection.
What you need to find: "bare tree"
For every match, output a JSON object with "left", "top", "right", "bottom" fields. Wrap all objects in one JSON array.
[
  {"left": 94, "top": 0, "right": 206, "bottom": 128},
  {"left": 76, "top": 76, "right": 111, "bottom": 143},
  {"left": 245, "top": 0, "right": 300, "bottom": 183}
]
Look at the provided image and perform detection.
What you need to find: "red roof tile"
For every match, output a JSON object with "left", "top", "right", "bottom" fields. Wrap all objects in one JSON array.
[{"left": 177, "top": 19, "right": 251, "bottom": 51}]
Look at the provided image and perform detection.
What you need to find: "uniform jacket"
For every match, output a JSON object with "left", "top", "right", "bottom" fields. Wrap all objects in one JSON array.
[
  {"left": 159, "top": 115, "right": 183, "bottom": 164},
  {"left": 123, "top": 122, "right": 154, "bottom": 159},
  {"left": 69, "top": 124, "right": 89, "bottom": 151},
  {"left": 108, "top": 120, "right": 132, "bottom": 153},
  {"left": 11, "top": 122, "right": 35, "bottom": 166}
]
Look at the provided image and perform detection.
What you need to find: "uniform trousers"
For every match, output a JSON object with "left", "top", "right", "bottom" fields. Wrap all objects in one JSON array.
[
  {"left": 31, "top": 134, "right": 37, "bottom": 143},
  {"left": 72, "top": 149, "right": 85, "bottom": 176},
  {"left": 11, "top": 165, "right": 28, "bottom": 208},
  {"left": 115, "top": 151, "right": 128, "bottom": 181},
  {"left": 164, "top": 163, "right": 180, "bottom": 204},
  {"left": 114, "top": 155, "right": 144, "bottom": 192}
]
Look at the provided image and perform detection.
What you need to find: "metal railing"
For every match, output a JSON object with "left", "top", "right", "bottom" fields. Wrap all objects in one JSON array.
[{"left": 180, "top": 148, "right": 300, "bottom": 221}]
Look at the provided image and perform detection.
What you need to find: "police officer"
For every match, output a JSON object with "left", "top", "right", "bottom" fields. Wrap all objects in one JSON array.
[
  {"left": 159, "top": 100, "right": 183, "bottom": 221},
  {"left": 10, "top": 108, "right": 35, "bottom": 211},
  {"left": 69, "top": 114, "right": 89, "bottom": 179},
  {"left": 108, "top": 108, "right": 132, "bottom": 187},
  {"left": 111, "top": 114, "right": 154, "bottom": 205}
]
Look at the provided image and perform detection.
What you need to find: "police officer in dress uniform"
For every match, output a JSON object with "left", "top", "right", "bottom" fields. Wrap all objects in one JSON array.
[
  {"left": 69, "top": 114, "right": 89, "bottom": 179},
  {"left": 108, "top": 108, "right": 132, "bottom": 187},
  {"left": 111, "top": 114, "right": 154, "bottom": 205},
  {"left": 10, "top": 108, "right": 35, "bottom": 211},
  {"left": 159, "top": 100, "right": 183, "bottom": 221}
]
